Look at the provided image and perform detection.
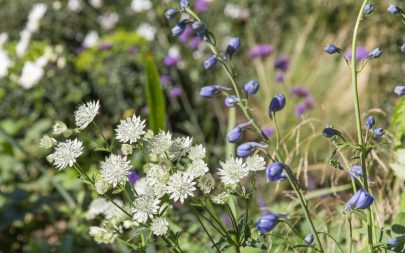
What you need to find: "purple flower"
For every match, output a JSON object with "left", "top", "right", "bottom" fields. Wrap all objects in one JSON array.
[
  {"left": 163, "top": 55, "right": 181, "bottom": 67},
  {"left": 373, "top": 128, "right": 385, "bottom": 137},
  {"left": 367, "top": 48, "right": 383, "bottom": 59},
  {"left": 387, "top": 4, "right": 402, "bottom": 14},
  {"left": 224, "top": 95, "right": 238, "bottom": 107},
  {"left": 225, "top": 37, "right": 241, "bottom": 59},
  {"left": 179, "top": 26, "right": 193, "bottom": 42},
  {"left": 165, "top": 8, "right": 178, "bottom": 20},
  {"left": 275, "top": 72, "right": 285, "bottom": 82},
  {"left": 180, "top": 0, "right": 189, "bottom": 9},
  {"left": 363, "top": 3, "right": 374, "bottom": 14},
  {"left": 394, "top": 86, "right": 405, "bottom": 96},
  {"left": 304, "top": 234, "right": 314, "bottom": 246},
  {"left": 200, "top": 85, "right": 231, "bottom": 98},
  {"left": 268, "top": 94, "right": 286, "bottom": 118},
  {"left": 189, "top": 36, "right": 202, "bottom": 50},
  {"left": 274, "top": 55, "right": 289, "bottom": 72},
  {"left": 324, "top": 44, "right": 342, "bottom": 54},
  {"left": 160, "top": 75, "right": 172, "bottom": 86},
  {"left": 387, "top": 238, "right": 400, "bottom": 248},
  {"left": 248, "top": 44, "right": 273, "bottom": 59},
  {"left": 98, "top": 42, "right": 113, "bottom": 50},
  {"left": 195, "top": 0, "right": 210, "bottom": 13},
  {"left": 345, "top": 47, "right": 369, "bottom": 61},
  {"left": 349, "top": 165, "right": 363, "bottom": 179},
  {"left": 243, "top": 80, "right": 260, "bottom": 95},
  {"left": 128, "top": 170, "right": 140, "bottom": 185},
  {"left": 236, "top": 142, "right": 268, "bottom": 157},
  {"left": 262, "top": 127, "right": 274, "bottom": 137},
  {"left": 170, "top": 87, "right": 183, "bottom": 97},
  {"left": 204, "top": 55, "right": 217, "bottom": 70},
  {"left": 257, "top": 214, "right": 279, "bottom": 233},
  {"left": 191, "top": 21, "right": 205, "bottom": 33},
  {"left": 323, "top": 127, "right": 341, "bottom": 138},
  {"left": 295, "top": 99, "right": 314, "bottom": 118},
  {"left": 290, "top": 86, "right": 310, "bottom": 98},
  {"left": 227, "top": 121, "right": 252, "bottom": 143},
  {"left": 365, "top": 115, "right": 375, "bottom": 130},
  {"left": 343, "top": 189, "right": 374, "bottom": 214},
  {"left": 266, "top": 162, "right": 288, "bottom": 181},
  {"left": 129, "top": 45, "right": 139, "bottom": 54}
]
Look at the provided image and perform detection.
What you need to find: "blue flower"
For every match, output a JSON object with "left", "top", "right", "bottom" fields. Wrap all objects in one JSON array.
[
  {"left": 236, "top": 142, "right": 268, "bottom": 157},
  {"left": 365, "top": 115, "right": 375, "bottom": 130},
  {"left": 165, "top": 8, "right": 178, "bottom": 20},
  {"left": 324, "top": 44, "right": 342, "bottom": 54},
  {"left": 243, "top": 80, "right": 260, "bottom": 95},
  {"left": 225, "top": 37, "right": 241, "bottom": 59},
  {"left": 400, "top": 44, "right": 405, "bottom": 55},
  {"left": 304, "top": 233, "right": 314, "bottom": 246},
  {"left": 343, "top": 189, "right": 374, "bottom": 214},
  {"left": 373, "top": 128, "right": 385, "bottom": 137},
  {"left": 191, "top": 21, "right": 205, "bottom": 33},
  {"left": 268, "top": 94, "right": 286, "bottom": 118},
  {"left": 180, "top": 0, "right": 189, "bottom": 9},
  {"left": 387, "top": 237, "right": 399, "bottom": 248},
  {"left": 200, "top": 85, "right": 231, "bottom": 98},
  {"left": 322, "top": 127, "right": 341, "bottom": 138},
  {"left": 387, "top": 4, "right": 402, "bottom": 14},
  {"left": 395, "top": 86, "right": 405, "bottom": 96},
  {"left": 367, "top": 48, "right": 383, "bottom": 59},
  {"left": 257, "top": 214, "right": 279, "bottom": 233},
  {"left": 266, "top": 162, "right": 288, "bottom": 181},
  {"left": 224, "top": 95, "right": 238, "bottom": 107},
  {"left": 204, "top": 55, "right": 218, "bottom": 70},
  {"left": 227, "top": 121, "right": 252, "bottom": 143},
  {"left": 363, "top": 3, "right": 374, "bottom": 14},
  {"left": 171, "top": 20, "right": 188, "bottom": 37},
  {"left": 349, "top": 165, "right": 363, "bottom": 179}
]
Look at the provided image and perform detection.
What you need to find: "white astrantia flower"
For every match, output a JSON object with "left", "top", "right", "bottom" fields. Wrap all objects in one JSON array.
[
  {"left": 95, "top": 177, "right": 109, "bottom": 195},
  {"left": 217, "top": 158, "right": 248, "bottom": 185},
  {"left": 169, "top": 136, "right": 193, "bottom": 160},
  {"left": 167, "top": 172, "right": 196, "bottom": 204},
  {"left": 131, "top": 0, "right": 152, "bottom": 12},
  {"left": 132, "top": 195, "right": 160, "bottom": 223},
  {"left": 82, "top": 30, "right": 99, "bottom": 48},
  {"left": 115, "top": 114, "right": 146, "bottom": 144},
  {"left": 147, "top": 131, "right": 173, "bottom": 157},
  {"left": 89, "top": 226, "right": 116, "bottom": 244},
  {"left": 39, "top": 135, "right": 57, "bottom": 149},
  {"left": 0, "top": 44, "right": 12, "bottom": 78},
  {"left": 211, "top": 191, "right": 230, "bottom": 205},
  {"left": 152, "top": 181, "right": 168, "bottom": 198},
  {"left": 134, "top": 177, "right": 154, "bottom": 195},
  {"left": 146, "top": 164, "right": 170, "bottom": 186},
  {"left": 52, "top": 121, "right": 68, "bottom": 135},
  {"left": 150, "top": 217, "right": 169, "bottom": 236},
  {"left": 246, "top": 154, "right": 266, "bottom": 171},
  {"left": 74, "top": 100, "right": 100, "bottom": 129},
  {"left": 186, "top": 159, "right": 209, "bottom": 179},
  {"left": 188, "top": 144, "right": 206, "bottom": 161},
  {"left": 86, "top": 197, "right": 109, "bottom": 219},
  {"left": 51, "top": 139, "right": 83, "bottom": 169},
  {"left": 137, "top": 23, "right": 156, "bottom": 41},
  {"left": 121, "top": 144, "right": 133, "bottom": 156},
  {"left": 197, "top": 173, "right": 215, "bottom": 194},
  {"left": 100, "top": 154, "right": 131, "bottom": 187}
]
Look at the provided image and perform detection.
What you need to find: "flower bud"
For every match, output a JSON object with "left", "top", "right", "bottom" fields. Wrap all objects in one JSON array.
[
  {"left": 400, "top": 44, "right": 405, "bottom": 55},
  {"left": 349, "top": 165, "right": 363, "bottom": 179},
  {"left": 225, "top": 37, "right": 241, "bottom": 59},
  {"left": 373, "top": 128, "right": 385, "bottom": 137},
  {"left": 304, "top": 233, "right": 314, "bottom": 246},
  {"left": 387, "top": 237, "right": 399, "bottom": 248},
  {"left": 266, "top": 162, "right": 288, "bottom": 181},
  {"left": 39, "top": 135, "right": 58, "bottom": 149},
  {"left": 200, "top": 85, "right": 231, "bottom": 98},
  {"left": 366, "top": 48, "right": 383, "bottom": 59},
  {"left": 322, "top": 127, "right": 341, "bottom": 138},
  {"left": 191, "top": 21, "right": 205, "bottom": 33},
  {"left": 171, "top": 20, "right": 188, "bottom": 37},
  {"left": 204, "top": 55, "right": 217, "bottom": 70},
  {"left": 243, "top": 80, "right": 259, "bottom": 95},
  {"left": 165, "top": 8, "right": 178, "bottom": 20},
  {"left": 121, "top": 144, "right": 133, "bottom": 155},
  {"left": 227, "top": 121, "right": 252, "bottom": 143},
  {"left": 180, "top": 0, "right": 189, "bottom": 9},
  {"left": 324, "top": 44, "right": 342, "bottom": 54},
  {"left": 343, "top": 189, "right": 374, "bottom": 214},
  {"left": 236, "top": 142, "right": 268, "bottom": 157},
  {"left": 53, "top": 121, "right": 68, "bottom": 135},
  {"left": 394, "top": 86, "right": 405, "bottom": 96},
  {"left": 387, "top": 4, "right": 402, "bottom": 14},
  {"left": 224, "top": 95, "right": 238, "bottom": 107},
  {"left": 257, "top": 214, "right": 279, "bottom": 233},
  {"left": 363, "top": 3, "right": 374, "bottom": 14},
  {"left": 268, "top": 94, "right": 286, "bottom": 118},
  {"left": 365, "top": 115, "right": 375, "bottom": 130}
]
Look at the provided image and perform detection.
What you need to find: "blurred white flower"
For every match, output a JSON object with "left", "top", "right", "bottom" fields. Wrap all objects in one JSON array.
[
  {"left": 132, "top": 195, "right": 160, "bottom": 223},
  {"left": 52, "top": 121, "right": 68, "bottom": 135},
  {"left": 0, "top": 49, "right": 12, "bottom": 78},
  {"left": 217, "top": 158, "right": 248, "bottom": 185},
  {"left": 89, "top": 226, "right": 116, "bottom": 244},
  {"left": 131, "top": 0, "right": 152, "bottom": 12},
  {"left": 167, "top": 172, "right": 196, "bottom": 204},
  {"left": 224, "top": 3, "right": 249, "bottom": 20},
  {"left": 246, "top": 154, "right": 266, "bottom": 171},
  {"left": 150, "top": 217, "right": 169, "bottom": 236},
  {"left": 95, "top": 178, "right": 109, "bottom": 195},
  {"left": 100, "top": 154, "right": 131, "bottom": 187},
  {"left": 18, "top": 61, "right": 43, "bottom": 89},
  {"left": 68, "top": 0, "right": 82, "bottom": 12},
  {"left": 98, "top": 12, "right": 119, "bottom": 30},
  {"left": 115, "top": 114, "right": 146, "bottom": 144},
  {"left": 82, "top": 30, "right": 99, "bottom": 48},
  {"left": 90, "top": 0, "right": 103, "bottom": 8},
  {"left": 39, "top": 135, "right": 57, "bottom": 149},
  {"left": 137, "top": 23, "right": 156, "bottom": 41},
  {"left": 50, "top": 139, "right": 83, "bottom": 170},
  {"left": 74, "top": 100, "right": 100, "bottom": 129}
]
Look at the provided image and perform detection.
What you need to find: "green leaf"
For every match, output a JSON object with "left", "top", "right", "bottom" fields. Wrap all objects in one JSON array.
[
  {"left": 145, "top": 54, "right": 166, "bottom": 133},
  {"left": 392, "top": 212, "right": 405, "bottom": 237}
]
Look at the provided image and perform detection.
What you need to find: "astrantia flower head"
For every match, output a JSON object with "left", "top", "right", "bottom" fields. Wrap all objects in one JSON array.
[
  {"left": 95, "top": 178, "right": 110, "bottom": 195},
  {"left": 150, "top": 217, "right": 169, "bottom": 236},
  {"left": 51, "top": 139, "right": 83, "bottom": 169},
  {"left": 169, "top": 136, "right": 193, "bottom": 160},
  {"left": 343, "top": 189, "right": 374, "bottom": 214},
  {"left": 197, "top": 173, "right": 215, "bottom": 194},
  {"left": 186, "top": 160, "right": 209, "bottom": 179},
  {"left": 147, "top": 131, "right": 173, "bottom": 157},
  {"left": 246, "top": 154, "right": 266, "bottom": 171},
  {"left": 146, "top": 164, "right": 170, "bottom": 186},
  {"left": 167, "top": 172, "right": 196, "bottom": 204},
  {"left": 132, "top": 195, "right": 160, "bottom": 223},
  {"left": 39, "top": 135, "right": 57, "bottom": 149},
  {"left": 89, "top": 226, "right": 116, "bottom": 244},
  {"left": 115, "top": 114, "right": 145, "bottom": 144},
  {"left": 100, "top": 154, "right": 131, "bottom": 187},
  {"left": 211, "top": 191, "right": 230, "bottom": 204},
  {"left": 217, "top": 158, "right": 248, "bottom": 185},
  {"left": 52, "top": 121, "right": 68, "bottom": 135},
  {"left": 188, "top": 144, "right": 206, "bottom": 161},
  {"left": 74, "top": 100, "right": 100, "bottom": 130}
]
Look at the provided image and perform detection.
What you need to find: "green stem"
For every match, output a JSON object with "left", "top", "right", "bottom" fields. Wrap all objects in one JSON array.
[
  {"left": 192, "top": 209, "right": 221, "bottom": 253},
  {"left": 348, "top": 214, "right": 353, "bottom": 253}
]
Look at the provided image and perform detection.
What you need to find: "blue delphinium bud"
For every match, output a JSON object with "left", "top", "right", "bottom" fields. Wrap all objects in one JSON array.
[
  {"left": 225, "top": 37, "right": 241, "bottom": 59},
  {"left": 227, "top": 121, "right": 252, "bottom": 143},
  {"left": 236, "top": 142, "right": 268, "bottom": 157},
  {"left": 165, "top": 8, "right": 178, "bottom": 20},
  {"left": 266, "top": 162, "right": 288, "bottom": 181},
  {"left": 367, "top": 48, "right": 383, "bottom": 59},
  {"left": 363, "top": 3, "right": 374, "bottom": 14},
  {"left": 365, "top": 115, "right": 375, "bottom": 130},
  {"left": 224, "top": 95, "right": 238, "bottom": 107},
  {"left": 192, "top": 21, "right": 205, "bottom": 33},
  {"left": 180, "top": 0, "right": 189, "bottom": 9},
  {"left": 387, "top": 237, "right": 399, "bottom": 248},
  {"left": 257, "top": 214, "right": 279, "bottom": 233},
  {"left": 373, "top": 128, "right": 385, "bottom": 137},
  {"left": 243, "top": 80, "right": 260, "bottom": 95},
  {"left": 304, "top": 233, "right": 314, "bottom": 246},
  {"left": 204, "top": 55, "right": 217, "bottom": 70},
  {"left": 400, "top": 44, "right": 405, "bottom": 55},
  {"left": 395, "top": 86, "right": 405, "bottom": 96},
  {"left": 322, "top": 127, "right": 341, "bottom": 138},
  {"left": 200, "top": 85, "right": 232, "bottom": 98},
  {"left": 268, "top": 94, "right": 286, "bottom": 118},
  {"left": 349, "top": 165, "right": 363, "bottom": 179},
  {"left": 343, "top": 189, "right": 374, "bottom": 214},
  {"left": 387, "top": 4, "right": 402, "bottom": 14},
  {"left": 171, "top": 20, "right": 188, "bottom": 37},
  {"left": 324, "top": 44, "right": 342, "bottom": 54}
]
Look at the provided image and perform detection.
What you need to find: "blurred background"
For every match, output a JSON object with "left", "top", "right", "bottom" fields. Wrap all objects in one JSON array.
[{"left": 0, "top": 0, "right": 404, "bottom": 252}]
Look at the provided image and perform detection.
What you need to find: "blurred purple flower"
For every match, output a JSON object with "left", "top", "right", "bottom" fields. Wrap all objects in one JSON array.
[
  {"left": 195, "top": 0, "right": 210, "bottom": 13},
  {"left": 189, "top": 36, "right": 202, "bottom": 50},
  {"left": 290, "top": 86, "right": 311, "bottom": 98},
  {"left": 221, "top": 214, "right": 231, "bottom": 226},
  {"left": 163, "top": 55, "right": 181, "bottom": 67},
  {"left": 128, "top": 170, "right": 140, "bottom": 185},
  {"left": 345, "top": 47, "right": 369, "bottom": 61},
  {"left": 170, "top": 87, "right": 183, "bottom": 97},
  {"left": 274, "top": 55, "right": 289, "bottom": 72},
  {"left": 262, "top": 126, "right": 274, "bottom": 137},
  {"left": 295, "top": 98, "right": 314, "bottom": 118},
  {"left": 275, "top": 72, "right": 285, "bottom": 82},
  {"left": 179, "top": 26, "right": 193, "bottom": 42},
  {"left": 129, "top": 45, "right": 139, "bottom": 54},
  {"left": 142, "top": 106, "right": 149, "bottom": 115},
  {"left": 160, "top": 75, "right": 172, "bottom": 87},
  {"left": 248, "top": 44, "right": 273, "bottom": 59},
  {"left": 98, "top": 42, "right": 113, "bottom": 50}
]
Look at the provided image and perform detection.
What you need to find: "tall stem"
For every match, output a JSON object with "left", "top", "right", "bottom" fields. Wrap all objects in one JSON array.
[{"left": 351, "top": 1, "right": 374, "bottom": 251}]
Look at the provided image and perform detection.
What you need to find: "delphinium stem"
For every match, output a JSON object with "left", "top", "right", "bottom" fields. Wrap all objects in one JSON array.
[{"left": 350, "top": 0, "right": 375, "bottom": 251}]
